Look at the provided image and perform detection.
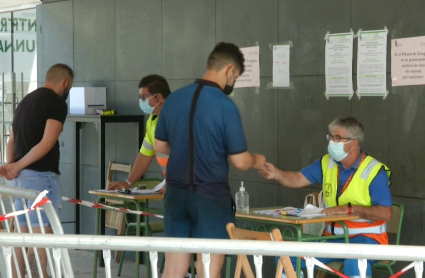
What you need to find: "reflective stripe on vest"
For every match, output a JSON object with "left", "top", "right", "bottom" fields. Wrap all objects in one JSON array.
[
  {"left": 142, "top": 139, "right": 154, "bottom": 151},
  {"left": 326, "top": 222, "right": 387, "bottom": 235},
  {"left": 156, "top": 152, "right": 168, "bottom": 176}
]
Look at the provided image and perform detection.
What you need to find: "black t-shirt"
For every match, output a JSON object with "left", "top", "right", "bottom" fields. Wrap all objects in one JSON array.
[{"left": 13, "top": 87, "right": 68, "bottom": 174}]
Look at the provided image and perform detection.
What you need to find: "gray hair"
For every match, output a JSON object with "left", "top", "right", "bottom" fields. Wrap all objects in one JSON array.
[{"left": 328, "top": 116, "right": 364, "bottom": 145}]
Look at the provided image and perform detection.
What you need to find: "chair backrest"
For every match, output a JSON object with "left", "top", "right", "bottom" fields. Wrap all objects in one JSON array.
[
  {"left": 226, "top": 223, "right": 296, "bottom": 278},
  {"left": 386, "top": 202, "right": 404, "bottom": 245},
  {"left": 106, "top": 161, "right": 132, "bottom": 187}
]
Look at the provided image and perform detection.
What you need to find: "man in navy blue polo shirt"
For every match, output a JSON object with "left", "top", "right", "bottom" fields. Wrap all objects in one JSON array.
[{"left": 155, "top": 42, "right": 266, "bottom": 278}]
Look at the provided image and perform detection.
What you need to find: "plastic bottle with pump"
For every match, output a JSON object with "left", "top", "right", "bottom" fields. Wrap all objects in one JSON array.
[{"left": 235, "top": 181, "right": 249, "bottom": 213}]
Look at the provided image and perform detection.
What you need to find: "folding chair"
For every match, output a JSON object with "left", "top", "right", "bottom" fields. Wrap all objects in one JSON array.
[
  {"left": 226, "top": 223, "right": 296, "bottom": 278},
  {"left": 105, "top": 161, "right": 132, "bottom": 262}
]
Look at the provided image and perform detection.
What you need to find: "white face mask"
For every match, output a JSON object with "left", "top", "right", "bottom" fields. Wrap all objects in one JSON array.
[{"left": 327, "top": 140, "right": 352, "bottom": 162}]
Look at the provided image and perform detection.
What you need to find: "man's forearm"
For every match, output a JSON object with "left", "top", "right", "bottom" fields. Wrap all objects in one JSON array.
[
  {"left": 275, "top": 170, "right": 310, "bottom": 188},
  {"left": 127, "top": 153, "right": 155, "bottom": 184},
  {"left": 352, "top": 205, "right": 392, "bottom": 221},
  {"left": 6, "top": 140, "right": 14, "bottom": 163},
  {"left": 15, "top": 141, "right": 55, "bottom": 170}
]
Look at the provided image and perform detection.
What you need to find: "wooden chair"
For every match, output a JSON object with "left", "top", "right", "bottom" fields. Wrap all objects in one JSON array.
[
  {"left": 316, "top": 202, "right": 405, "bottom": 278},
  {"left": 105, "top": 161, "right": 132, "bottom": 262},
  {"left": 226, "top": 223, "right": 296, "bottom": 278}
]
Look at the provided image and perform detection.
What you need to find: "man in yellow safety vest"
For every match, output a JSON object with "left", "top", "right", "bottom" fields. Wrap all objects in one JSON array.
[
  {"left": 108, "top": 74, "right": 170, "bottom": 191},
  {"left": 259, "top": 116, "right": 392, "bottom": 278}
]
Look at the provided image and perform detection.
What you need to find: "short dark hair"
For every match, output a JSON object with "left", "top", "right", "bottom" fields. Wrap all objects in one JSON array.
[
  {"left": 207, "top": 42, "right": 245, "bottom": 75},
  {"left": 45, "top": 63, "right": 74, "bottom": 83},
  {"left": 138, "top": 74, "right": 171, "bottom": 99}
]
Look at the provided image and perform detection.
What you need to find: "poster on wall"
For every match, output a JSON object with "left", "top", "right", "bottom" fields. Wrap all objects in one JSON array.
[
  {"left": 356, "top": 28, "right": 388, "bottom": 98},
  {"left": 272, "top": 45, "right": 290, "bottom": 87},
  {"left": 234, "top": 46, "right": 260, "bottom": 88},
  {"left": 324, "top": 31, "right": 354, "bottom": 99},
  {"left": 391, "top": 36, "right": 425, "bottom": 87}
]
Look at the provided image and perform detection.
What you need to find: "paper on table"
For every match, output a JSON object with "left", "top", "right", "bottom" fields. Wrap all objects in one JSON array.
[
  {"left": 298, "top": 204, "right": 326, "bottom": 217},
  {"left": 253, "top": 207, "right": 299, "bottom": 216},
  {"left": 130, "top": 179, "right": 166, "bottom": 194}
]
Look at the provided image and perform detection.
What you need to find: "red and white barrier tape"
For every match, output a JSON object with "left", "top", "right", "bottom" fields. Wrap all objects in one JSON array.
[
  {"left": 301, "top": 256, "right": 349, "bottom": 278},
  {"left": 61, "top": 196, "right": 164, "bottom": 219},
  {"left": 0, "top": 190, "right": 50, "bottom": 223},
  {"left": 389, "top": 262, "right": 414, "bottom": 278}
]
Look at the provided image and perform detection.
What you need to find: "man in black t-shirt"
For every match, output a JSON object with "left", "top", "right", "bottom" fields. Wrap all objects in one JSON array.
[{"left": 0, "top": 63, "right": 73, "bottom": 278}]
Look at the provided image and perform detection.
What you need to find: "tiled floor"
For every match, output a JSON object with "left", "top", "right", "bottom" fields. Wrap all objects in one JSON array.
[{"left": 69, "top": 249, "right": 157, "bottom": 278}]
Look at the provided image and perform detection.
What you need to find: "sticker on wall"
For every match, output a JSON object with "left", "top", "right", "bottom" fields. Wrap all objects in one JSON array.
[
  {"left": 356, "top": 27, "right": 389, "bottom": 99},
  {"left": 324, "top": 30, "right": 354, "bottom": 100}
]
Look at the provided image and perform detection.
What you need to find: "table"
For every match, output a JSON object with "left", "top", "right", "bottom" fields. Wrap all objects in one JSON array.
[
  {"left": 66, "top": 114, "right": 145, "bottom": 234},
  {"left": 89, "top": 190, "right": 164, "bottom": 278},
  {"left": 236, "top": 207, "right": 360, "bottom": 278}
]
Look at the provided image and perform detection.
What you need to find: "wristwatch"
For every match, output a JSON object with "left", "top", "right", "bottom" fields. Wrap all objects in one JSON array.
[
  {"left": 124, "top": 179, "right": 132, "bottom": 188},
  {"left": 347, "top": 202, "right": 352, "bottom": 214}
]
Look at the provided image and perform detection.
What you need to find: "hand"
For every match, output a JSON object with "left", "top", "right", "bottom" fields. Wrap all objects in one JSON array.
[
  {"left": 258, "top": 162, "right": 277, "bottom": 180},
  {"left": 253, "top": 154, "right": 266, "bottom": 170},
  {"left": 157, "top": 185, "right": 166, "bottom": 195},
  {"left": 107, "top": 181, "right": 130, "bottom": 190},
  {"left": 321, "top": 205, "right": 349, "bottom": 215},
  {"left": 0, "top": 163, "right": 20, "bottom": 180}
]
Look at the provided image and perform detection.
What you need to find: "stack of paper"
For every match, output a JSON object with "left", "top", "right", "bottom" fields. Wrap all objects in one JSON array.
[{"left": 130, "top": 179, "right": 166, "bottom": 194}]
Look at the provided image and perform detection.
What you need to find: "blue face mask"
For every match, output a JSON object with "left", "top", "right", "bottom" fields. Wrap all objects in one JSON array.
[
  {"left": 139, "top": 99, "right": 155, "bottom": 114},
  {"left": 327, "top": 141, "right": 352, "bottom": 162}
]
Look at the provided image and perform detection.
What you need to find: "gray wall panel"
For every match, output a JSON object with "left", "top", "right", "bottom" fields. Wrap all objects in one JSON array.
[
  {"left": 279, "top": 0, "right": 351, "bottom": 76},
  {"left": 278, "top": 76, "right": 352, "bottom": 171},
  {"left": 229, "top": 78, "right": 278, "bottom": 184},
  {"left": 352, "top": 0, "right": 425, "bottom": 74},
  {"left": 39, "top": 1, "right": 73, "bottom": 79},
  {"left": 79, "top": 165, "right": 101, "bottom": 235},
  {"left": 352, "top": 75, "right": 425, "bottom": 199},
  {"left": 115, "top": 80, "right": 142, "bottom": 115},
  {"left": 58, "top": 163, "right": 75, "bottom": 223},
  {"left": 216, "top": 0, "right": 278, "bottom": 77},
  {"left": 59, "top": 122, "right": 75, "bottom": 164},
  {"left": 162, "top": 0, "right": 215, "bottom": 79},
  {"left": 73, "top": 0, "right": 115, "bottom": 81},
  {"left": 115, "top": 0, "right": 162, "bottom": 80}
]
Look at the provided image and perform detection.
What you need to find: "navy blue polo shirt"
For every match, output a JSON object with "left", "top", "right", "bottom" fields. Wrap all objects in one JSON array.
[{"left": 155, "top": 79, "right": 247, "bottom": 200}]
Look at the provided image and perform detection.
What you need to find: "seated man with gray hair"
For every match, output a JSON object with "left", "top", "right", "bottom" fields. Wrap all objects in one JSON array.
[{"left": 259, "top": 116, "right": 392, "bottom": 278}]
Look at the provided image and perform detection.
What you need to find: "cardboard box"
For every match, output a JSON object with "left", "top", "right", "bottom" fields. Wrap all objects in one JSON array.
[{"left": 69, "top": 87, "right": 106, "bottom": 115}]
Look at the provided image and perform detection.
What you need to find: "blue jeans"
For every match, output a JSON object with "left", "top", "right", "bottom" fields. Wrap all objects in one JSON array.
[
  {"left": 12, "top": 169, "right": 61, "bottom": 227},
  {"left": 279, "top": 236, "right": 379, "bottom": 277}
]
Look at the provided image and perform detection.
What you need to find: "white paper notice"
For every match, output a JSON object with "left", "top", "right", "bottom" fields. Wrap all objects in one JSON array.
[
  {"left": 357, "top": 30, "right": 387, "bottom": 96},
  {"left": 391, "top": 36, "right": 425, "bottom": 86},
  {"left": 325, "top": 32, "right": 354, "bottom": 97},
  {"left": 272, "top": 45, "right": 290, "bottom": 87},
  {"left": 234, "top": 46, "right": 260, "bottom": 88}
]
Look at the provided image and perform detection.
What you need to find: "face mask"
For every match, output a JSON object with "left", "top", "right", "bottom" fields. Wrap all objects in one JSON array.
[
  {"left": 327, "top": 140, "right": 352, "bottom": 162},
  {"left": 223, "top": 84, "right": 234, "bottom": 95},
  {"left": 139, "top": 99, "right": 154, "bottom": 114},
  {"left": 62, "top": 91, "right": 70, "bottom": 101}
]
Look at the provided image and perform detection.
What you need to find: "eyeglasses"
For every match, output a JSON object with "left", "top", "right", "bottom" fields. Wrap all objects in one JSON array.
[
  {"left": 326, "top": 134, "right": 352, "bottom": 143},
  {"left": 139, "top": 94, "right": 157, "bottom": 101}
]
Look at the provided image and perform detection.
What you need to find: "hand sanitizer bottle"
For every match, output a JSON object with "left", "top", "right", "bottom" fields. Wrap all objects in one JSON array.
[{"left": 235, "top": 181, "right": 249, "bottom": 213}]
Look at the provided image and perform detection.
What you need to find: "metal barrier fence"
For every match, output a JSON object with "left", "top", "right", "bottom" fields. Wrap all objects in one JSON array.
[
  {"left": 1, "top": 233, "right": 425, "bottom": 278},
  {"left": 0, "top": 184, "right": 73, "bottom": 278}
]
